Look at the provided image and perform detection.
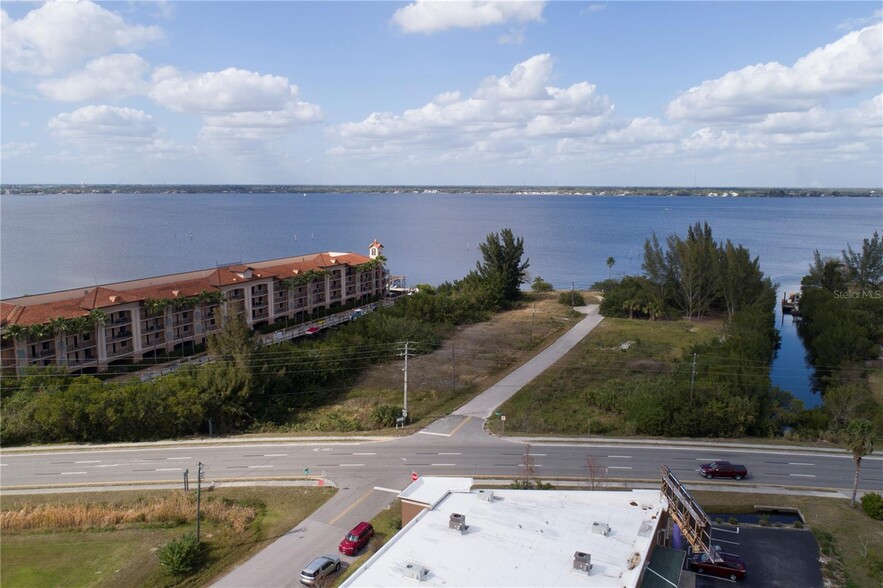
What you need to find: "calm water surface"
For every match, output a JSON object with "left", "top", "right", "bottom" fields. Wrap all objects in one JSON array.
[{"left": 3, "top": 193, "right": 881, "bottom": 406}]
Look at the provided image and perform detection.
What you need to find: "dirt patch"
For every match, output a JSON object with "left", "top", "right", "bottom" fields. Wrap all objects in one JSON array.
[
  {"left": 626, "top": 359, "right": 670, "bottom": 373},
  {"left": 355, "top": 292, "right": 583, "bottom": 395}
]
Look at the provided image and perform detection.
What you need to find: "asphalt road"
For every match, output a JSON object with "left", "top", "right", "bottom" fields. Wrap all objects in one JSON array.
[{"left": 2, "top": 305, "right": 880, "bottom": 586}]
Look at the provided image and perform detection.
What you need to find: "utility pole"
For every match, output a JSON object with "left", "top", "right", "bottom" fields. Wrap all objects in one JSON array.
[
  {"left": 398, "top": 341, "right": 416, "bottom": 421},
  {"left": 196, "top": 462, "right": 204, "bottom": 541},
  {"left": 690, "top": 353, "right": 697, "bottom": 402}
]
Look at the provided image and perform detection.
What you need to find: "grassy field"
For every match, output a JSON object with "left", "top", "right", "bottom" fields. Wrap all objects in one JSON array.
[
  {"left": 332, "top": 499, "right": 403, "bottom": 586},
  {"left": 277, "top": 291, "right": 583, "bottom": 433},
  {"left": 0, "top": 486, "right": 334, "bottom": 588},
  {"left": 694, "top": 491, "right": 883, "bottom": 588},
  {"left": 492, "top": 316, "right": 724, "bottom": 436}
]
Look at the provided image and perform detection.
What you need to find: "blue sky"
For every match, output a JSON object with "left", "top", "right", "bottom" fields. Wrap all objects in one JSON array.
[{"left": 1, "top": 1, "right": 881, "bottom": 187}]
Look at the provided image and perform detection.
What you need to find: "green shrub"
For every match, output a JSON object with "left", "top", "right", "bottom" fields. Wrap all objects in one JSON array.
[
  {"left": 866, "top": 551, "right": 883, "bottom": 581},
  {"left": 158, "top": 533, "right": 201, "bottom": 576},
  {"left": 793, "top": 520, "right": 804, "bottom": 529},
  {"left": 728, "top": 517, "right": 739, "bottom": 526},
  {"left": 860, "top": 492, "right": 883, "bottom": 520},
  {"left": 370, "top": 405, "right": 402, "bottom": 428},
  {"left": 813, "top": 528, "right": 837, "bottom": 557},
  {"left": 759, "top": 514, "right": 770, "bottom": 526},
  {"left": 558, "top": 291, "right": 585, "bottom": 307}
]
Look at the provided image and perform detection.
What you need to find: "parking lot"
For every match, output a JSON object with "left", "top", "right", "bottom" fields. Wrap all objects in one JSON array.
[{"left": 685, "top": 524, "right": 823, "bottom": 588}]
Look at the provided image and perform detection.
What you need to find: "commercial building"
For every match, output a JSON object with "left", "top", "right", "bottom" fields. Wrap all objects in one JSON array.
[
  {"left": 343, "top": 477, "right": 679, "bottom": 588},
  {"left": 1, "top": 242, "right": 387, "bottom": 375}
]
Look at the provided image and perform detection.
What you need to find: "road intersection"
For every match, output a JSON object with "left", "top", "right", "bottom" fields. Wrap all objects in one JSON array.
[{"left": 1, "top": 306, "right": 879, "bottom": 586}]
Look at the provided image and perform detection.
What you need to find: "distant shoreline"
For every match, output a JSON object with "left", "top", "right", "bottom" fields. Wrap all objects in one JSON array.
[{"left": 0, "top": 185, "right": 879, "bottom": 198}]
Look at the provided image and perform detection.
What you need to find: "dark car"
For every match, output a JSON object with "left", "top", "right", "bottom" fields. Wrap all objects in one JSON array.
[
  {"left": 300, "top": 555, "right": 341, "bottom": 586},
  {"left": 698, "top": 460, "right": 748, "bottom": 480},
  {"left": 339, "top": 521, "right": 374, "bottom": 556},
  {"left": 688, "top": 550, "right": 746, "bottom": 580}
]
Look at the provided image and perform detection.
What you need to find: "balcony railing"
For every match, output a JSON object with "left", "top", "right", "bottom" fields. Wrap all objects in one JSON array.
[
  {"left": 107, "top": 345, "right": 134, "bottom": 358},
  {"left": 67, "top": 356, "right": 97, "bottom": 367}
]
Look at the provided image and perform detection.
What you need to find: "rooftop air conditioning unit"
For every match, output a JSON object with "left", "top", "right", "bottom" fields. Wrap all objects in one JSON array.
[
  {"left": 449, "top": 513, "right": 467, "bottom": 534},
  {"left": 573, "top": 551, "right": 592, "bottom": 573},
  {"left": 592, "top": 522, "right": 611, "bottom": 536},
  {"left": 477, "top": 489, "right": 494, "bottom": 502},
  {"left": 403, "top": 563, "right": 429, "bottom": 582}
]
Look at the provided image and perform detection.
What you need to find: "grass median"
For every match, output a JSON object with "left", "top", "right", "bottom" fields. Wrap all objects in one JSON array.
[{"left": 0, "top": 486, "right": 334, "bottom": 588}]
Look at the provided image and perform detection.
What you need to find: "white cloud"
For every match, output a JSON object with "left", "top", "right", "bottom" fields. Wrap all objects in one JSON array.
[
  {"left": 667, "top": 23, "right": 882, "bottom": 122},
  {"left": 48, "top": 105, "right": 157, "bottom": 144},
  {"left": 836, "top": 9, "right": 882, "bottom": 31},
  {"left": 332, "top": 54, "right": 613, "bottom": 160},
  {"left": 1, "top": 142, "right": 38, "bottom": 158},
  {"left": 37, "top": 54, "right": 150, "bottom": 102},
  {"left": 1, "top": 1, "right": 163, "bottom": 75},
  {"left": 579, "top": 4, "right": 606, "bottom": 17},
  {"left": 498, "top": 26, "right": 526, "bottom": 45},
  {"left": 150, "top": 67, "right": 323, "bottom": 156},
  {"left": 392, "top": 0, "right": 545, "bottom": 34}
]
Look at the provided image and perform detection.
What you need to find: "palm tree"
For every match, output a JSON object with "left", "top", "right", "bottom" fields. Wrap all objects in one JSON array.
[
  {"left": 606, "top": 257, "right": 616, "bottom": 277},
  {"left": 845, "top": 419, "right": 876, "bottom": 507}
]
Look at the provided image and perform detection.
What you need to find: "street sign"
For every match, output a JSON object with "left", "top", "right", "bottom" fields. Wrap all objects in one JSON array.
[
  {"left": 411, "top": 471, "right": 418, "bottom": 482},
  {"left": 494, "top": 411, "right": 502, "bottom": 416},
  {"left": 501, "top": 415, "right": 506, "bottom": 421}
]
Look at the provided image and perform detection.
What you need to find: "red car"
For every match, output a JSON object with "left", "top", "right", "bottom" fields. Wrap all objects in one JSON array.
[
  {"left": 339, "top": 522, "right": 374, "bottom": 556},
  {"left": 698, "top": 461, "right": 748, "bottom": 480},
  {"left": 688, "top": 551, "right": 746, "bottom": 580}
]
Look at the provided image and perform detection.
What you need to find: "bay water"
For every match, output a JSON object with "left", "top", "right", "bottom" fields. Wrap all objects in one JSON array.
[{"left": 3, "top": 193, "right": 881, "bottom": 407}]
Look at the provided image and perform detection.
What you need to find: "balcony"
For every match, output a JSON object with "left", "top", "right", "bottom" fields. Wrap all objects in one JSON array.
[
  {"left": 107, "top": 344, "right": 134, "bottom": 358},
  {"left": 252, "top": 307, "right": 269, "bottom": 320},
  {"left": 67, "top": 356, "right": 97, "bottom": 367},
  {"left": 109, "top": 316, "right": 132, "bottom": 326},
  {"left": 107, "top": 330, "right": 133, "bottom": 343},
  {"left": 29, "top": 348, "right": 56, "bottom": 359}
]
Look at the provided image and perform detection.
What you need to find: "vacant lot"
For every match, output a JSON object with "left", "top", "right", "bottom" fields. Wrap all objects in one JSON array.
[
  {"left": 285, "top": 292, "right": 584, "bottom": 432},
  {"left": 0, "top": 486, "right": 334, "bottom": 588},
  {"left": 494, "top": 316, "right": 723, "bottom": 435},
  {"left": 695, "top": 491, "right": 883, "bottom": 588}
]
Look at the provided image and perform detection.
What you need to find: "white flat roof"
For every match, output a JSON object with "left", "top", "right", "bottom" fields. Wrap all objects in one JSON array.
[
  {"left": 398, "top": 477, "right": 473, "bottom": 508},
  {"left": 343, "top": 486, "right": 664, "bottom": 588}
]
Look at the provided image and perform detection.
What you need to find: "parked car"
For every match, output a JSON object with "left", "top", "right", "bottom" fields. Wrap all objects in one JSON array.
[
  {"left": 698, "top": 461, "right": 748, "bottom": 480},
  {"left": 300, "top": 555, "right": 341, "bottom": 586},
  {"left": 688, "top": 550, "right": 746, "bottom": 580},
  {"left": 339, "top": 521, "right": 375, "bottom": 556}
]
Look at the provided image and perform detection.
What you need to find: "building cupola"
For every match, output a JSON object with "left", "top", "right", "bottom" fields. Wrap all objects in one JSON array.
[{"left": 369, "top": 239, "right": 384, "bottom": 260}]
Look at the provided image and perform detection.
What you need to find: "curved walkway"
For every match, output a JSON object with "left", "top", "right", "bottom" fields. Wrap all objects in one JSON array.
[{"left": 454, "top": 305, "right": 602, "bottom": 418}]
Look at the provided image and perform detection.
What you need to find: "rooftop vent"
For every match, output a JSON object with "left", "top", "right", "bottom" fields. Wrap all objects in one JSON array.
[
  {"left": 403, "top": 563, "right": 429, "bottom": 582},
  {"left": 449, "top": 513, "right": 468, "bottom": 534},
  {"left": 591, "top": 522, "right": 611, "bottom": 536},
  {"left": 573, "top": 551, "right": 592, "bottom": 574},
  {"left": 477, "top": 490, "right": 494, "bottom": 502}
]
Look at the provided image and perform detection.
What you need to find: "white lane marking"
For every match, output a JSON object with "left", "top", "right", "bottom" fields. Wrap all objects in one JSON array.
[
  {"left": 374, "top": 486, "right": 403, "bottom": 494},
  {"left": 60, "top": 471, "right": 87, "bottom": 475},
  {"left": 788, "top": 462, "right": 814, "bottom": 466},
  {"left": 438, "top": 453, "right": 462, "bottom": 456},
  {"left": 0, "top": 464, "right": 7, "bottom": 467},
  {"left": 789, "top": 473, "right": 816, "bottom": 477},
  {"left": 339, "top": 463, "right": 364, "bottom": 467},
  {"left": 607, "top": 455, "right": 632, "bottom": 458},
  {"left": 517, "top": 463, "right": 543, "bottom": 467},
  {"left": 430, "top": 463, "right": 457, "bottom": 466},
  {"left": 263, "top": 454, "right": 288, "bottom": 457},
  {"left": 166, "top": 457, "right": 191, "bottom": 461},
  {"left": 248, "top": 465, "right": 274, "bottom": 469},
  {"left": 696, "top": 458, "right": 722, "bottom": 461},
  {"left": 352, "top": 452, "right": 376, "bottom": 456},
  {"left": 417, "top": 431, "right": 450, "bottom": 437},
  {"left": 93, "top": 464, "right": 122, "bottom": 468},
  {"left": 531, "top": 453, "right": 547, "bottom": 457},
  {"left": 608, "top": 466, "right": 633, "bottom": 470},
  {"left": 156, "top": 468, "right": 181, "bottom": 472},
  {"left": 74, "top": 460, "right": 100, "bottom": 464}
]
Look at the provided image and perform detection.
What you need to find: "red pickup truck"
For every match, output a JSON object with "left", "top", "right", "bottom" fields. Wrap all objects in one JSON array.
[{"left": 698, "top": 461, "right": 748, "bottom": 480}]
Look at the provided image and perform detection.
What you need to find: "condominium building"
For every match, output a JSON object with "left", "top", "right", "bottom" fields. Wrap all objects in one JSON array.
[{"left": 1, "top": 242, "right": 387, "bottom": 375}]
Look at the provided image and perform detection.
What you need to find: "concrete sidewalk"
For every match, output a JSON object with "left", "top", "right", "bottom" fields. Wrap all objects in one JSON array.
[{"left": 454, "top": 305, "right": 603, "bottom": 418}]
